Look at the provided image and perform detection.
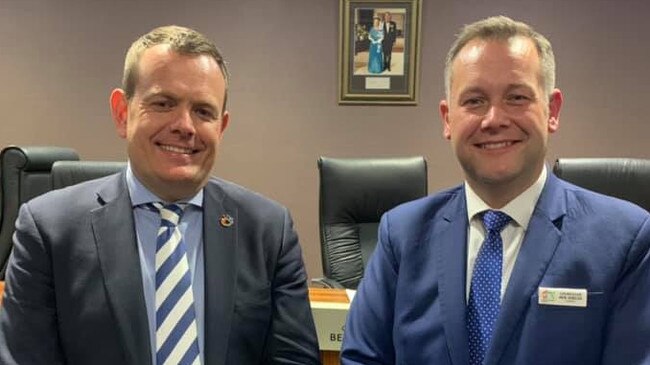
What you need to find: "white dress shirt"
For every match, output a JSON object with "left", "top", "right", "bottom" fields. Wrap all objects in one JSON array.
[{"left": 464, "top": 166, "right": 547, "bottom": 301}]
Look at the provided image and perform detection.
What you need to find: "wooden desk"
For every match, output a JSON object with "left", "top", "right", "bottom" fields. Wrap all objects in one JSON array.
[
  {"left": 309, "top": 288, "right": 350, "bottom": 365},
  {"left": 320, "top": 350, "right": 340, "bottom": 365},
  {"left": 309, "top": 287, "right": 349, "bottom": 303}
]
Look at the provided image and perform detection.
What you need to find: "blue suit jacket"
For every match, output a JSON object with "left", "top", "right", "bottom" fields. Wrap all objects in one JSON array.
[
  {"left": 0, "top": 173, "right": 319, "bottom": 365},
  {"left": 342, "top": 173, "right": 650, "bottom": 364}
]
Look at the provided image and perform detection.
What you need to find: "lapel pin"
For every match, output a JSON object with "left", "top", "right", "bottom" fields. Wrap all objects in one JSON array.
[{"left": 220, "top": 214, "right": 234, "bottom": 227}]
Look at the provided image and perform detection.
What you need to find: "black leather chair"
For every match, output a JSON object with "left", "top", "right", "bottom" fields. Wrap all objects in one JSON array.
[
  {"left": 0, "top": 146, "right": 79, "bottom": 278},
  {"left": 316, "top": 156, "right": 428, "bottom": 289},
  {"left": 51, "top": 160, "right": 127, "bottom": 190},
  {"left": 553, "top": 158, "right": 650, "bottom": 212}
]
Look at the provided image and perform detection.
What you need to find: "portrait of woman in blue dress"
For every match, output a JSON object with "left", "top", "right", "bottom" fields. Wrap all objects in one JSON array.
[{"left": 367, "top": 16, "right": 384, "bottom": 74}]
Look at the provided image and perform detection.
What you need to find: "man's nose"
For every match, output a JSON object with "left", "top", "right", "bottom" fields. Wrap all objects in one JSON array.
[
  {"left": 171, "top": 108, "right": 196, "bottom": 136},
  {"left": 480, "top": 104, "right": 510, "bottom": 130}
]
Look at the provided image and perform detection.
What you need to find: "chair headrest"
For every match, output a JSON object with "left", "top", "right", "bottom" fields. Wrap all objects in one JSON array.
[
  {"left": 318, "top": 156, "right": 428, "bottom": 223},
  {"left": 51, "top": 160, "right": 126, "bottom": 190},
  {"left": 1, "top": 146, "right": 79, "bottom": 171},
  {"left": 553, "top": 158, "right": 650, "bottom": 212}
]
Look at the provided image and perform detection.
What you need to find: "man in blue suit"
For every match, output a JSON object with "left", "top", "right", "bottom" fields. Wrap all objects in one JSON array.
[
  {"left": 342, "top": 16, "right": 650, "bottom": 364},
  {"left": 0, "top": 26, "right": 319, "bottom": 364}
]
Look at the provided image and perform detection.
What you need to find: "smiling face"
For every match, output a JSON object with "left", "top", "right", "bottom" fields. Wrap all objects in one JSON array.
[
  {"left": 439, "top": 37, "right": 562, "bottom": 207},
  {"left": 110, "top": 44, "right": 229, "bottom": 202}
]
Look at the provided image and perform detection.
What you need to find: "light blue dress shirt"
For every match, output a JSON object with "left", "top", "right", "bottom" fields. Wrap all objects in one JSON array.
[{"left": 125, "top": 164, "right": 205, "bottom": 365}]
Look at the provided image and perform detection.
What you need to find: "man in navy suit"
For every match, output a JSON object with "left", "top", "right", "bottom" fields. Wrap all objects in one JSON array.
[
  {"left": 381, "top": 12, "right": 397, "bottom": 72},
  {"left": 0, "top": 25, "right": 319, "bottom": 364},
  {"left": 342, "top": 16, "right": 650, "bottom": 364}
]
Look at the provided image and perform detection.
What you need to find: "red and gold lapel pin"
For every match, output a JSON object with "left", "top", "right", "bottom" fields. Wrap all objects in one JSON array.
[{"left": 220, "top": 214, "right": 234, "bottom": 227}]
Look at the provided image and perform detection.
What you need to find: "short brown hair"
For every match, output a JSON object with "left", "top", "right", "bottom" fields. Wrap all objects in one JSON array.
[
  {"left": 122, "top": 25, "right": 229, "bottom": 109},
  {"left": 444, "top": 16, "right": 555, "bottom": 99}
]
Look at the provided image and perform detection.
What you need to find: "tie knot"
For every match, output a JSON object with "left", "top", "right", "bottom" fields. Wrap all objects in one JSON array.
[
  {"left": 482, "top": 210, "right": 511, "bottom": 233},
  {"left": 145, "top": 202, "right": 186, "bottom": 226}
]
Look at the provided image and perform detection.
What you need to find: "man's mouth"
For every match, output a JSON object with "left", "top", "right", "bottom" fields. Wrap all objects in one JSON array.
[
  {"left": 476, "top": 141, "right": 515, "bottom": 150},
  {"left": 157, "top": 143, "right": 197, "bottom": 154}
]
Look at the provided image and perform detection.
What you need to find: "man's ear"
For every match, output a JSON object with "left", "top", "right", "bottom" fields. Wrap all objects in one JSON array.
[
  {"left": 547, "top": 89, "right": 563, "bottom": 134},
  {"left": 219, "top": 110, "right": 230, "bottom": 135},
  {"left": 213, "top": 110, "right": 230, "bottom": 143},
  {"left": 440, "top": 99, "right": 452, "bottom": 140},
  {"left": 110, "top": 89, "right": 129, "bottom": 139}
]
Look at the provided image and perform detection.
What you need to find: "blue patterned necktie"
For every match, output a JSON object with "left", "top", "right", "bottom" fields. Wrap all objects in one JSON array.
[
  {"left": 146, "top": 202, "right": 200, "bottom": 365},
  {"left": 467, "top": 210, "right": 511, "bottom": 365}
]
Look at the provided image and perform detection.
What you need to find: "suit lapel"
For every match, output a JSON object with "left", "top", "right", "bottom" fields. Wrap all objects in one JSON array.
[
  {"left": 203, "top": 181, "right": 238, "bottom": 365},
  {"left": 486, "top": 174, "right": 566, "bottom": 365},
  {"left": 436, "top": 189, "right": 471, "bottom": 365},
  {"left": 91, "top": 173, "right": 151, "bottom": 365}
]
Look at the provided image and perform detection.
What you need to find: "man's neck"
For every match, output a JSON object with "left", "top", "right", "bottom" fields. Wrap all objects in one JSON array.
[{"left": 467, "top": 166, "right": 547, "bottom": 209}]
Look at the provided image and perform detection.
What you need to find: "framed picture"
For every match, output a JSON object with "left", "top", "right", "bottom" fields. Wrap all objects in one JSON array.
[{"left": 338, "top": 0, "right": 422, "bottom": 105}]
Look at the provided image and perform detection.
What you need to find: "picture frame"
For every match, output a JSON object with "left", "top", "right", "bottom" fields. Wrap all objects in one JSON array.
[{"left": 338, "top": 0, "right": 422, "bottom": 105}]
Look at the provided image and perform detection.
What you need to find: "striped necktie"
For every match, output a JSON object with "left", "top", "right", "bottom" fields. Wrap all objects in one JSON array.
[
  {"left": 147, "top": 202, "right": 200, "bottom": 365},
  {"left": 467, "top": 210, "right": 511, "bottom": 365}
]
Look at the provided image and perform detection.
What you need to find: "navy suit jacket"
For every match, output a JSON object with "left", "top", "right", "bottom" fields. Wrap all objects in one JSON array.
[
  {"left": 342, "top": 173, "right": 650, "bottom": 364},
  {"left": 0, "top": 173, "right": 320, "bottom": 365}
]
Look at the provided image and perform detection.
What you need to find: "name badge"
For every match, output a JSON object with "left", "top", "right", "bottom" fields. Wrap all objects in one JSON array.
[{"left": 538, "top": 287, "right": 587, "bottom": 307}]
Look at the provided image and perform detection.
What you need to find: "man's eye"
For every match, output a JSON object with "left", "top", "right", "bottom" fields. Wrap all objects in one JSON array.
[
  {"left": 507, "top": 94, "right": 530, "bottom": 104},
  {"left": 462, "top": 98, "right": 483, "bottom": 107},
  {"left": 195, "top": 108, "right": 216, "bottom": 120},
  {"left": 150, "top": 100, "right": 173, "bottom": 110}
]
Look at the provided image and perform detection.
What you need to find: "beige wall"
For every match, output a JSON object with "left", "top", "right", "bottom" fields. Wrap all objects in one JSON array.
[{"left": 1, "top": 0, "right": 649, "bottom": 278}]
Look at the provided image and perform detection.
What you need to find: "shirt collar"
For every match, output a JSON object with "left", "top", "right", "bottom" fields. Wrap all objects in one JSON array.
[
  {"left": 126, "top": 161, "right": 203, "bottom": 208},
  {"left": 465, "top": 165, "right": 547, "bottom": 229}
]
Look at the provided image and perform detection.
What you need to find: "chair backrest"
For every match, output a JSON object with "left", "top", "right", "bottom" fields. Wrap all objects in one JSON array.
[
  {"left": 0, "top": 146, "right": 79, "bottom": 278},
  {"left": 318, "top": 156, "right": 428, "bottom": 289},
  {"left": 51, "top": 160, "right": 127, "bottom": 190},
  {"left": 553, "top": 158, "right": 650, "bottom": 212}
]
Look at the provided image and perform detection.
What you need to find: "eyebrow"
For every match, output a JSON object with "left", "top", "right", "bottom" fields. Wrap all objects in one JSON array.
[
  {"left": 505, "top": 83, "right": 536, "bottom": 93},
  {"left": 142, "top": 91, "right": 176, "bottom": 101},
  {"left": 457, "top": 83, "right": 536, "bottom": 97},
  {"left": 142, "top": 92, "right": 221, "bottom": 114},
  {"left": 458, "top": 86, "right": 485, "bottom": 96}
]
